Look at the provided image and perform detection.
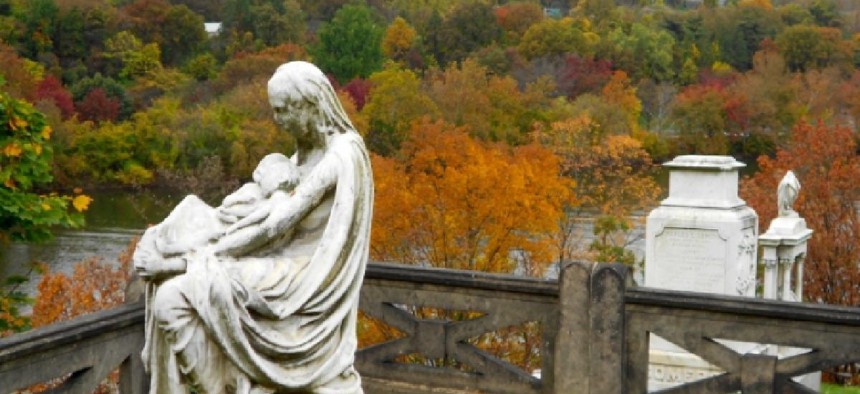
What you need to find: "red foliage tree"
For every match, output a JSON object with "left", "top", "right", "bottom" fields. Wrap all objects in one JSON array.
[
  {"left": 75, "top": 88, "right": 120, "bottom": 123},
  {"left": 559, "top": 55, "right": 613, "bottom": 99},
  {"left": 741, "top": 121, "right": 860, "bottom": 306},
  {"left": 35, "top": 76, "right": 75, "bottom": 119},
  {"left": 342, "top": 77, "right": 371, "bottom": 111}
]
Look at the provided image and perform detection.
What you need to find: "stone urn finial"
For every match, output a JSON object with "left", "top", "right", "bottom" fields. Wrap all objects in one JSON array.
[{"left": 777, "top": 171, "right": 800, "bottom": 217}]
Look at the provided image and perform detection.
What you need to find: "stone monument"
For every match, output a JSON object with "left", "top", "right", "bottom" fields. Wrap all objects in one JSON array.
[
  {"left": 644, "top": 155, "right": 758, "bottom": 390},
  {"left": 132, "top": 61, "right": 373, "bottom": 394},
  {"left": 645, "top": 155, "right": 758, "bottom": 296}
]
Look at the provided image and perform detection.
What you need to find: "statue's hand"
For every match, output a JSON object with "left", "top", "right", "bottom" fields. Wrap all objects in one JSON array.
[
  {"left": 224, "top": 202, "right": 270, "bottom": 235},
  {"left": 133, "top": 245, "right": 186, "bottom": 280},
  {"left": 213, "top": 192, "right": 291, "bottom": 256}
]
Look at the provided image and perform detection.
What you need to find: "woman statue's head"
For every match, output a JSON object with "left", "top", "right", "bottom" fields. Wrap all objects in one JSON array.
[{"left": 268, "top": 61, "right": 356, "bottom": 139}]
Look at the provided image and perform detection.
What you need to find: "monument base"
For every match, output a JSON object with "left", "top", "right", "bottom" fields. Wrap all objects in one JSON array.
[{"left": 648, "top": 349, "right": 721, "bottom": 390}]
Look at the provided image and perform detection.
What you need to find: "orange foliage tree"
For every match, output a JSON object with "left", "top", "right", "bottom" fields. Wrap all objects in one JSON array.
[
  {"left": 32, "top": 239, "right": 135, "bottom": 327},
  {"left": 741, "top": 121, "right": 860, "bottom": 306},
  {"left": 371, "top": 118, "right": 573, "bottom": 276}
]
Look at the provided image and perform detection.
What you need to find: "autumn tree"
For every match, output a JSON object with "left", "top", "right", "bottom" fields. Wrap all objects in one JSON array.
[
  {"left": 371, "top": 118, "right": 572, "bottom": 276},
  {"left": 776, "top": 25, "right": 848, "bottom": 72},
  {"left": 727, "top": 45, "right": 801, "bottom": 151},
  {"left": 0, "top": 44, "right": 39, "bottom": 102},
  {"left": 518, "top": 17, "right": 597, "bottom": 61},
  {"left": 234, "top": 0, "right": 306, "bottom": 47},
  {"left": 558, "top": 54, "right": 613, "bottom": 99},
  {"left": 494, "top": 2, "right": 543, "bottom": 45},
  {"left": 671, "top": 83, "right": 738, "bottom": 155},
  {"left": 311, "top": 3, "right": 384, "bottom": 83},
  {"left": 32, "top": 250, "right": 132, "bottom": 327},
  {"left": 35, "top": 75, "right": 75, "bottom": 119},
  {"left": 76, "top": 88, "right": 121, "bottom": 123},
  {"left": 426, "top": 59, "right": 536, "bottom": 144},
  {"left": 215, "top": 43, "right": 307, "bottom": 93},
  {"left": 741, "top": 121, "right": 860, "bottom": 306},
  {"left": 342, "top": 77, "right": 371, "bottom": 111},
  {"left": 533, "top": 116, "right": 661, "bottom": 264},
  {"left": 71, "top": 73, "right": 133, "bottom": 120},
  {"left": 382, "top": 17, "right": 417, "bottom": 63},
  {"left": 362, "top": 63, "right": 438, "bottom": 155},
  {"left": 566, "top": 71, "right": 646, "bottom": 142}
]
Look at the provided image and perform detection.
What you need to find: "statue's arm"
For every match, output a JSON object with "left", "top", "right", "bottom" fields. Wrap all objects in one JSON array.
[{"left": 213, "top": 156, "right": 339, "bottom": 256}]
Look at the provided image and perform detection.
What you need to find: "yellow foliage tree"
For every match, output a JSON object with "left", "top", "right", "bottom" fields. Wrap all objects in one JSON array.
[
  {"left": 362, "top": 63, "right": 438, "bottom": 155},
  {"left": 381, "top": 17, "right": 417, "bottom": 62},
  {"left": 371, "top": 118, "right": 573, "bottom": 276}
]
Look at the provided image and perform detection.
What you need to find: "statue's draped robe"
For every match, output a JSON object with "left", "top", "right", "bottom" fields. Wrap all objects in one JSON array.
[{"left": 142, "top": 133, "right": 372, "bottom": 393}]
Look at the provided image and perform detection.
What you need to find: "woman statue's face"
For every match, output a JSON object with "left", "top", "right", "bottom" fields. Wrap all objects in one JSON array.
[{"left": 270, "top": 96, "right": 317, "bottom": 141}]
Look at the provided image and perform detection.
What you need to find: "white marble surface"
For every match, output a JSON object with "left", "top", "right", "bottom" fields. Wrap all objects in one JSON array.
[{"left": 134, "top": 61, "right": 372, "bottom": 394}]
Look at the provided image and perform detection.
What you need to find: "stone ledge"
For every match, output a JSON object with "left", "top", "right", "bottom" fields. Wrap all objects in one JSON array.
[{"left": 363, "top": 376, "right": 481, "bottom": 394}]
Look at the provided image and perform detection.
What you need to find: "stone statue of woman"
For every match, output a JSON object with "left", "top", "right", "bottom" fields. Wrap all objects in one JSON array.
[
  {"left": 132, "top": 61, "right": 373, "bottom": 394},
  {"left": 777, "top": 170, "right": 800, "bottom": 218}
]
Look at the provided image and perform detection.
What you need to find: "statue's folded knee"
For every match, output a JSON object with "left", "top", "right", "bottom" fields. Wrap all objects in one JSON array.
[{"left": 151, "top": 277, "right": 189, "bottom": 325}]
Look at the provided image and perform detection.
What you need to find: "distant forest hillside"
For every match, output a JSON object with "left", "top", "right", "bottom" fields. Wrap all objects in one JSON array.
[{"left": 1, "top": 0, "right": 860, "bottom": 305}]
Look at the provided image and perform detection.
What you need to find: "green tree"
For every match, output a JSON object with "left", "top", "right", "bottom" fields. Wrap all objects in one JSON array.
[
  {"left": 54, "top": 7, "right": 87, "bottom": 67},
  {"left": 777, "top": 25, "right": 845, "bottom": 72},
  {"left": 707, "top": 5, "right": 782, "bottom": 71},
  {"left": 608, "top": 23, "right": 676, "bottom": 82},
  {"left": 311, "top": 3, "right": 383, "bottom": 83},
  {"left": 184, "top": 53, "right": 218, "bottom": 81},
  {"left": 19, "top": 0, "right": 58, "bottom": 57},
  {"left": 809, "top": 0, "right": 841, "bottom": 28},
  {"left": 161, "top": 4, "right": 207, "bottom": 66},
  {"left": 434, "top": 1, "right": 501, "bottom": 66},
  {"left": 104, "top": 31, "right": 163, "bottom": 80}
]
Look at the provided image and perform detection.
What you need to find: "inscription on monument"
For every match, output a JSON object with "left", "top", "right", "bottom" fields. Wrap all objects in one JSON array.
[{"left": 651, "top": 228, "right": 726, "bottom": 293}]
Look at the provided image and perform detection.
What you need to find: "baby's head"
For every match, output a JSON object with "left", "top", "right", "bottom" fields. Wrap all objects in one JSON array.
[{"left": 253, "top": 153, "right": 300, "bottom": 196}]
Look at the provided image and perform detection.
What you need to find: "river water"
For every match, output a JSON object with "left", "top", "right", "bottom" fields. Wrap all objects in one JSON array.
[
  {"left": 0, "top": 188, "right": 651, "bottom": 299},
  {"left": 0, "top": 190, "right": 184, "bottom": 299}
]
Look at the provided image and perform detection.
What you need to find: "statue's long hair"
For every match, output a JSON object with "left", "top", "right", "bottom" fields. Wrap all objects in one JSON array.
[{"left": 267, "top": 61, "right": 357, "bottom": 134}]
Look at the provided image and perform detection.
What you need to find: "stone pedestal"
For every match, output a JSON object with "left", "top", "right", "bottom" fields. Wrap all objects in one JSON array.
[
  {"left": 644, "top": 155, "right": 758, "bottom": 390},
  {"left": 759, "top": 217, "right": 812, "bottom": 302},
  {"left": 759, "top": 214, "right": 819, "bottom": 390}
]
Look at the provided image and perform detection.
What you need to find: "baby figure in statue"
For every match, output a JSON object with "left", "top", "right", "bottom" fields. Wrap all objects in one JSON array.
[{"left": 134, "top": 153, "right": 299, "bottom": 278}]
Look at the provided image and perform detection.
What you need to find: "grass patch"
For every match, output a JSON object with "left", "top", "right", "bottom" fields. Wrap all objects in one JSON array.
[{"left": 822, "top": 383, "right": 860, "bottom": 394}]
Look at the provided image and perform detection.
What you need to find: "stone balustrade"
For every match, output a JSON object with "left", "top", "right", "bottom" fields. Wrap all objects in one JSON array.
[{"left": 2, "top": 262, "right": 860, "bottom": 393}]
